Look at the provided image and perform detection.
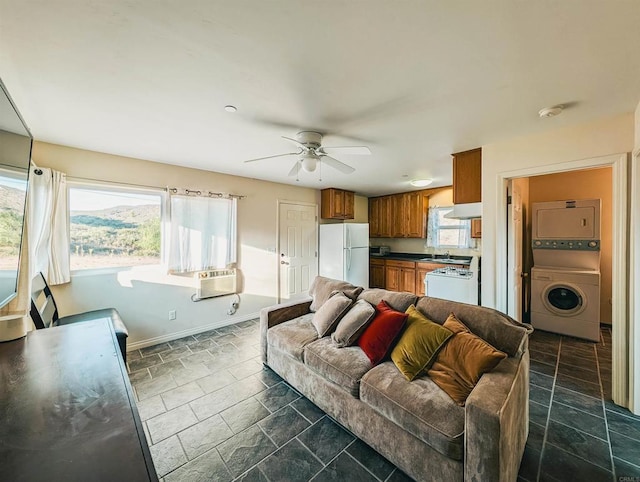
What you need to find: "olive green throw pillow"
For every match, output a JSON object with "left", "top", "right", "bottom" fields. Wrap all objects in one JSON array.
[{"left": 390, "top": 305, "right": 454, "bottom": 381}]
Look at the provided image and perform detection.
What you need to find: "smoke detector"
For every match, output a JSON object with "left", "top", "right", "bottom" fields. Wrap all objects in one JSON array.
[{"left": 538, "top": 105, "right": 563, "bottom": 118}]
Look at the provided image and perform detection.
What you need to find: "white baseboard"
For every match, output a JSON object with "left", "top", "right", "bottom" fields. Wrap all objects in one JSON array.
[{"left": 126, "top": 312, "right": 260, "bottom": 351}]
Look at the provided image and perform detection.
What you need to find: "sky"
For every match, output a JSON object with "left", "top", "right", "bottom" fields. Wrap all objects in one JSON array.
[{"left": 69, "top": 188, "right": 161, "bottom": 211}]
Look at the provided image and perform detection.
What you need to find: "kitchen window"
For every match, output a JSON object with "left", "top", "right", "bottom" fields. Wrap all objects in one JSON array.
[
  {"left": 427, "top": 207, "right": 471, "bottom": 248},
  {"left": 68, "top": 184, "right": 163, "bottom": 270}
]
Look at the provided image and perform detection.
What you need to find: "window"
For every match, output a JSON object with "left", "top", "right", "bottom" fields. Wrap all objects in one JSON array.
[
  {"left": 68, "top": 185, "right": 162, "bottom": 270},
  {"left": 427, "top": 207, "right": 471, "bottom": 248},
  {"left": 0, "top": 171, "right": 27, "bottom": 270}
]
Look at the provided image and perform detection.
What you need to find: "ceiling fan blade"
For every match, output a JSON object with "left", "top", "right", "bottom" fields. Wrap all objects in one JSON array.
[
  {"left": 320, "top": 146, "right": 371, "bottom": 156},
  {"left": 287, "top": 162, "right": 300, "bottom": 177},
  {"left": 320, "top": 155, "right": 355, "bottom": 174},
  {"left": 244, "top": 151, "right": 301, "bottom": 163}
]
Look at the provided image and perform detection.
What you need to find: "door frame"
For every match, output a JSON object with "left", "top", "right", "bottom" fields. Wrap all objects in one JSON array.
[
  {"left": 495, "top": 153, "right": 630, "bottom": 409},
  {"left": 276, "top": 200, "right": 318, "bottom": 303}
]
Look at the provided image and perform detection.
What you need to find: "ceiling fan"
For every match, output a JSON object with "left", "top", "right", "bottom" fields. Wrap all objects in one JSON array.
[{"left": 244, "top": 131, "right": 371, "bottom": 177}]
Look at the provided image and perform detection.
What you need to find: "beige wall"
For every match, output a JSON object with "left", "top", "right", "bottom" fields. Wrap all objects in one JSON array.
[
  {"left": 527, "top": 167, "right": 613, "bottom": 323},
  {"left": 32, "top": 141, "right": 318, "bottom": 346},
  {"left": 636, "top": 101, "right": 640, "bottom": 151},
  {"left": 482, "top": 113, "right": 633, "bottom": 311}
]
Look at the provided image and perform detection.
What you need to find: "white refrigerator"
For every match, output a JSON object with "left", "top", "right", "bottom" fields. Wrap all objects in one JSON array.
[{"left": 319, "top": 223, "right": 369, "bottom": 288}]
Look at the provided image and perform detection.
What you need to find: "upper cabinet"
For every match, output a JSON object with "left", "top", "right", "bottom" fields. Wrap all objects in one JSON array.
[
  {"left": 370, "top": 188, "right": 443, "bottom": 238},
  {"left": 452, "top": 148, "right": 482, "bottom": 204},
  {"left": 369, "top": 196, "right": 391, "bottom": 237},
  {"left": 321, "top": 188, "right": 355, "bottom": 220}
]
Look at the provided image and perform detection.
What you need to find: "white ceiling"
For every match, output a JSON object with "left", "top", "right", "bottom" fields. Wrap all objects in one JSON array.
[{"left": 1, "top": 1, "right": 639, "bottom": 196}]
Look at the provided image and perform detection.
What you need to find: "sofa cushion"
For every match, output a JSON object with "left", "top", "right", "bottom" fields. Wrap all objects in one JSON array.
[
  {"left": 390, "top": 305, "right": 454, "bottom": 381},
  {"left": 267, "top": 313, "right": 318, "bottom": 361},
  {"left": 332, "top": 299, "right": 376, "bottom": 348},
  {"left": 304, "top": 337, "right": 372, "bottom": 397},
  {"left": 358, "top": 300, "right": 408, "bottom": 365},
  {"left": 428, "top": 313, "right": 508, "bottom": 406},
  {"left": 360, "top": 362, "right": 465, "bottom": 460},
  {"left": 357, "top": 288, "right": 417, "bottom": 312},
  {"left": 309, "top": 276, "right": 363, "bottom": 312},
  {"left": 311, "top": 291, "right": 353, "bottom": 337}
]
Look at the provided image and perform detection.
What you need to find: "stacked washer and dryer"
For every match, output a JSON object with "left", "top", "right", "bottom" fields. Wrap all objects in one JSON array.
[{"left": 530, "top": 199, "right": 602, "bottom": 342}]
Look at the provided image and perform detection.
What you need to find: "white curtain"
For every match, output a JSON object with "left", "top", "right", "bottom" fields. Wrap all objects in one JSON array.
[
  {"left": 28, "top": 166, "right": 70, "bottom": 285},
  {"left": 426, "top": 207, "right": 439, "bottom": 247},
  {"left": 168, "top": 194, "right": 237, "bottom": 273}
]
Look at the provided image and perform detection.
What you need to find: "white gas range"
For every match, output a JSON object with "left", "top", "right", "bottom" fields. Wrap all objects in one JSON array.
[{"left": 425, "top": 256, "right": 480, "bottom": 305}]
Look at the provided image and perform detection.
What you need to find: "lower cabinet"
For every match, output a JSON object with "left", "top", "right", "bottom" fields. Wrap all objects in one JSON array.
[
  {"left": 384, "top": 260, "right": 416, "bottom": 293},
  {"left": 370, "top": 259, "right": 386, "bottom": 288}
]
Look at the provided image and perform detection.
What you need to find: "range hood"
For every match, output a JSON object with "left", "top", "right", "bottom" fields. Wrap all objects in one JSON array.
[{"left": 444, "top": 202, "right": 482, "bottom": 220}]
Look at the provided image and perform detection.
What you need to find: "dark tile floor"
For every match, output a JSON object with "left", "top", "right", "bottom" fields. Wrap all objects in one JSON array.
[
  {"left": 519, "top": 325, "right": 640, "bottom": 482},
  {"left": 126, "top": 320, "right": 640, "bottom": 482}
]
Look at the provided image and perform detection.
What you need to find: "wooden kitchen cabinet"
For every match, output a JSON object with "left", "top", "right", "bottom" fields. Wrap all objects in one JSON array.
[
  {"left": 321, "top": 188, "right": 355, "bottom": 219},
  {"left": 370, "top": 258, "right": 386, "bottom": 288},
  {"left": 369, "top": 196, "right": 392, "bottom": 237},
  {"left": 471, "top": 218, "right": 482, "bottom": 238},
  {"left": 452, "top": 148, "right": 482, "bottom": 204},
  {"left": 391, "top": 194, "right": 405, "bottom": 238},
  {"left": 389, "top": 192, "right": 428, "bottom": 238},
  {"left": 385, "top": 260, "right": 416, "bottom": 293}
]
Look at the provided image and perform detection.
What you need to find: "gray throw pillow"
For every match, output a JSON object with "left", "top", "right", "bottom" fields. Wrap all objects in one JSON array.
[
  {"left": 309, "top": 276, "right": 363, "bottom": 312},
  {"left": 331, "top": 299, "right": 376, "bottom": 348},
  {"left": 312, "top": 291, "right": 353, "bottom": 337}
]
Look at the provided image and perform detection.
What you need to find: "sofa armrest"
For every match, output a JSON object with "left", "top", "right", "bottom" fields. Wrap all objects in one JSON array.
[
  {"left": 260, "top": 297, "right": 312, "bottom": 363},
  {"left": 464, "top": 351, "right": 530, "bottom": 482}
]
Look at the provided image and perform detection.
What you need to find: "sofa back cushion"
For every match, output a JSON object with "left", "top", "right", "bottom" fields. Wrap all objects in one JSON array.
[
  {"left": 357, "top": 289, "right": 417, "bottom": 313},
  {"left": 358, "top": 300, "right": 408, "bottom": 365},
  {"left": 415, "top": 296, "right": 532, "bottom": 357},
  {"left": 309, "top": 276, "right": 363, "bottom": 312}
]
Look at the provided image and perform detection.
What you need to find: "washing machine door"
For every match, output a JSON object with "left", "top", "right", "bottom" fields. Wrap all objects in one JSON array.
[{"left": 542, "top": 282, "right": 586, "bottom": 316}]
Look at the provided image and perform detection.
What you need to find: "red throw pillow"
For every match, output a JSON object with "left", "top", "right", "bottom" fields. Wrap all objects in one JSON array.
[{"left": 357, "top": 300, "right": 408, "bottom": 365}]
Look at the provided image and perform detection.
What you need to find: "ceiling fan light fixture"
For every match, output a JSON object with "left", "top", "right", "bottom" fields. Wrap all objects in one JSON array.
[
  {"left": 301, "top": 152, "right": 318, "bottom": 172},
  {"left": 410, "top": 179, "right": 433, "bottom": 187}
]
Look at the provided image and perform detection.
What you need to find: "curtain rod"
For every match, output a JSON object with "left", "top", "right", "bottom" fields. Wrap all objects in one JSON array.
[{"left": 168, "top": 187, "right": 245, "bottom": 200}]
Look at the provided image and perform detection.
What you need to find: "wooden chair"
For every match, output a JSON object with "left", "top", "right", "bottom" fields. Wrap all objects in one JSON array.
[{"left": 30, "top": 272, "right": 129, "bottom": 362}]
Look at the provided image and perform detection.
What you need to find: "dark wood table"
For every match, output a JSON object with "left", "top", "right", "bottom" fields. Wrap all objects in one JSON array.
[{"left": 0, "top": 319, "right": 158, "bottom": 481}]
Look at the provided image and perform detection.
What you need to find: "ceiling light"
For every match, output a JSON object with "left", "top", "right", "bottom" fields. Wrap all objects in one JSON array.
[
  {"left": 538, "top": 105, "right": 563, "bottom": 118},
  {"left": 224, "top": 105, "right": 237, "bottom": 113},
  {"left": 410, "top": 179, "right": 433, "bottom": 187},
  {"left": 301, "top": 152, "right": 319, "bottom": 172}
]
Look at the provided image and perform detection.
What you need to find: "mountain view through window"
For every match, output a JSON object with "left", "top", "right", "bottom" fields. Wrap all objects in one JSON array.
[{"left": 69, "top": 187, "right": 162, "bottom": 270}]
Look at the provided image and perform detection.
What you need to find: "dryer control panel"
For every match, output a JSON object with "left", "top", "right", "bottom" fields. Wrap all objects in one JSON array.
[{"left": 532, "top": 239, "right": 600, "bottom": 251}]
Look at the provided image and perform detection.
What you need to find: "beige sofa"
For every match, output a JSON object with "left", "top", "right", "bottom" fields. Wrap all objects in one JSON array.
[{"left": 260, "top": 279, "right": 533, "bottom": 482}]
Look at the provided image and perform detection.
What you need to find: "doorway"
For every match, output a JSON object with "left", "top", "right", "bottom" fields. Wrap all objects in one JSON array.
[
  {"left": 498, "top": 153, "right": 628, "bottom": 407},
  {"left": 277, "top": 201, "right": 318, "bottom": 303}
]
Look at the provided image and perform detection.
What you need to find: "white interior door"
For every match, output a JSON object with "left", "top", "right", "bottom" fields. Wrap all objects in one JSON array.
[
  {"left": 278, "top": 202, "right": 318, "bottom": 302},
  {"left": 507, "top": 179, "right": 524, "bottom": 321}
]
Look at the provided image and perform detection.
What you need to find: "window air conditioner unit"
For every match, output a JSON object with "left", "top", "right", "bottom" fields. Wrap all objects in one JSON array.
[{"left": 194, "top": 269, "right": 237, "bottom": 301}]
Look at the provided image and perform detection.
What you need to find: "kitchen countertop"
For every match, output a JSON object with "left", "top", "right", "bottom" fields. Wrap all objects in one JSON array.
[{"left": 370, "top": 252, "right": 472, "bottom": 265}]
